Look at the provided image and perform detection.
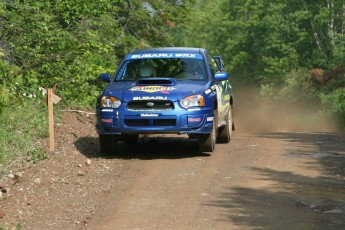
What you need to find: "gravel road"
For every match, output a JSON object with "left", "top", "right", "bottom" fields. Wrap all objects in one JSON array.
[
  {"left": 84, "top": 131, "right": 345, "bottom": 230},
  {"left": 1, "top": 90, "right": 345, "bottom": 230}
]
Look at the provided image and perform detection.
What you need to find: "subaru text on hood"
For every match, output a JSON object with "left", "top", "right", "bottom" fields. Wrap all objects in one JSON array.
[{"left": 96, "top": 47, "right": 235, "bottom": 153}]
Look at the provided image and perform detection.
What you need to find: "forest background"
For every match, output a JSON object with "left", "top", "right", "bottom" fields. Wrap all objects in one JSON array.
[{"left": 0, "top": 0, "right": 344, "bottom": 164}]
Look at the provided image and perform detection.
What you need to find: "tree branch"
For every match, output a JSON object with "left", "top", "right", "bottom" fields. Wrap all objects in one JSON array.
[{"left": 60, "top": 109, "right": 95, "bottom": 115}]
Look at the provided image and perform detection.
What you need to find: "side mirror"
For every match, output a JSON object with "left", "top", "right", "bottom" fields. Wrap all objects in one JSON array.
[
  {"left": 100, "top": 73, "right": 111, "bottom": 83},
  {"left": 214, "top": 72, "right": 229, "bottom": 81}
]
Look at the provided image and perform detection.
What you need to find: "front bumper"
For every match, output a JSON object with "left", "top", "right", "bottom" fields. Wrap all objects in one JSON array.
[{"left": 96, "top": 106, "right": 214, "bottom": 135}]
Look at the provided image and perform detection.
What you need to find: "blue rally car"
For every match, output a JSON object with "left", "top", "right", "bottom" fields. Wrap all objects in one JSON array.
[{"left": 96, "top": 47, "right": 234, "bottom": 153}]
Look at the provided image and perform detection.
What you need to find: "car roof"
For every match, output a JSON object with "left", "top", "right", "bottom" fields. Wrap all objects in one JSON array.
[{"left": 130, "top": 47, "right": 206, "bottom": 55}]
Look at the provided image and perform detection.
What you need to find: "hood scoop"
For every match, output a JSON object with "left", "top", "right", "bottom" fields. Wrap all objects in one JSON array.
[{"left": 136, "top": 78, "right": 176, "bottom": 86}]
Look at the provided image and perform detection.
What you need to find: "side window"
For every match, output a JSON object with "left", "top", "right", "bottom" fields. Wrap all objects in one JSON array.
[{"left": 206, "top": 53, "right": 219, "bottom": 77}]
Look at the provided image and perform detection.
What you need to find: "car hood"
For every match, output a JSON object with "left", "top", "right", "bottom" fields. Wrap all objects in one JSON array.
[{"left": 103, "top": 78, "right": 211, "bottom": 102}]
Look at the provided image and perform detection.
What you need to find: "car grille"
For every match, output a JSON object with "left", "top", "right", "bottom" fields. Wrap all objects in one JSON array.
[
  {"left": 125, "top": 119, "right": 149, "bottom": 127},
  {"left": 125, "top": 119, "right": 176, "bottom": 127},
  {"left": 127, "top": 100, "right": 174, "bottom": 111}
]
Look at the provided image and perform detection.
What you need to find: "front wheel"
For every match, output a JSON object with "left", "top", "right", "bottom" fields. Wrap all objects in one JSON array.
[
  {"left": 99, "top": 134, "right": 117, "bottom": 154},
  {"left": 217, "top": 106, "right": 233, "bottom": 143},
  {"left": 199, "top": 111, "right": 217, "bottom": 152}
]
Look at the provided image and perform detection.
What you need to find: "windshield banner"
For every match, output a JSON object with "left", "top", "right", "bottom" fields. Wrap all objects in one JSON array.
[{"left": 127, "top": 53, "right": 203, "bottom": 60}]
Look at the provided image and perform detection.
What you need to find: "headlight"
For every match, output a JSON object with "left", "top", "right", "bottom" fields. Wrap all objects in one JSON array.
[
  {"left": 100, "top": 96, "right": 121, "bottom": 108},
  {"left": 180, "top": 95, "right": 205, "bottom": 109}
]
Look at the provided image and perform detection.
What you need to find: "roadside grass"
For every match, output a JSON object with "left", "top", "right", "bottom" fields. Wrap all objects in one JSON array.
[
  {"left": 0, "top": 100, "right": 49, "bottom": 169},
  {"left": 0, "top": 223, "right": 22, "bottom": 230}
]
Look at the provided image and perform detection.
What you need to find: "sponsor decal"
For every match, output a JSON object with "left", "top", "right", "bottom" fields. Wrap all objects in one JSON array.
[
  {"left": 205, "top": 89, "right": 212, "bottom": 95},
  {"left": 133, "top": 96, "right": 168, "bottom": 100},
  {"left": 206, "top": 117, "right": 214, "bottom": 122},
  {"left": 101, "top": 118, "right": 112, "bottom": 123},
  {"left": 101, "top": 109, "right": 113, "bottom": 112},
  {"left": 130, "top": 53, "right": 201, "bottom": 59},
  {"left": 188, "top": 108, "right": 201, "bottom": 112},
  {"left": 175, "top": 54, "right": 197, "bottom": 58},
  {"left": 188, "top": 117, "right": 201, "bottom": 123},
  {"left": 129, "top": 86, "right": 175, "bottom": 94},
  {"left": 223, "top": 95, "right": 230, "bottom": 101},
  {"left": 140, "top": 113, "right": 159, "bottom": 117},
  {"left": 214, "top": 85, "right": 221, "bottom": 109},
  {"left": 132, "top": 53, "right": 173, "bottom": 59}
]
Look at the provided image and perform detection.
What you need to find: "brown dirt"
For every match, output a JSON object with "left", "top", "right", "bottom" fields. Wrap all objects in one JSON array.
[
  {"left": 0, "top": 111, "right": 135, "bottom": 229},
  {"left": 1, "top": 91, "right": 345, "bottom": 229}
]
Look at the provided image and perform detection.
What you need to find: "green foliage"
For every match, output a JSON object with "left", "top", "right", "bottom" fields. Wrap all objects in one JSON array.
[
  {"left": 0, "top": 71, "right": 12, "bottom": 110},
  {"left": 0, "top": 223, "right": 22, "bottom": 230},
  {"left": 333, "top": 34, "right": 345, "bottom": 65},
  {"left": 320, "top": 88, "right": 345, "bottom": 113},
  {"left": 0, "top": 99, "right": 48, "bottom": 165},
  {"left": 319, "top": 89, "right": 345, "bottom": 129},
  {"left": 181, "top": 0, "right": 344, "bottom": 75},
  {"left": 1, "top": 0, "right": 122, "bottom": 107},
  {"left": 113, "top": 0, "right": 194, "bottom": 56},
  {"left": 27, "top": 146, "right": 47, "bottom": 162},
  {"left": 260, "top": 68, "right": 316, "bottom": 102},
  {"left": 0, "top": 0, "right": 194, "bottom": 109},
  {"left": 0, "top": 0, "right": 196, "bottom": 166},
  {"left": 317, "top": 69, "right": 345, "bottom": 124},
  {"left": 179, "top": 0, "right": 345, "bottom": 129}
]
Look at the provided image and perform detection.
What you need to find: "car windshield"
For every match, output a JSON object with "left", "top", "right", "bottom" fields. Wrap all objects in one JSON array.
[{"left": 115, "top": 58, "right": 207, "bottom": 81}]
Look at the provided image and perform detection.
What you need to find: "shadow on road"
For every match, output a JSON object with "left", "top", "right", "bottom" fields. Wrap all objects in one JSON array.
[
  {"left": 261, "top": 132, "right": 345, "bottom": 178},
  {"left": 74, "top": 135, "right": 210, "bottom": 160},
  {"left": 205, "top": 132, "right": 345, "bottom": 230}
]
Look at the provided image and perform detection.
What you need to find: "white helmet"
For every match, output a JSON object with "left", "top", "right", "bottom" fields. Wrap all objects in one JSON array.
[{"left": 140, "top": 63, "right": 155, "bottom": 78}]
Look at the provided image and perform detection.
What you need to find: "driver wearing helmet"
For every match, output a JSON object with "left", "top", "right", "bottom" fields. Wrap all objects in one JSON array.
[
  {"left": 183, "top": 59, "right": 205, "bottom": 79},
  {"left": 140, "top": 63, "right": 156, "bottom": 78}
]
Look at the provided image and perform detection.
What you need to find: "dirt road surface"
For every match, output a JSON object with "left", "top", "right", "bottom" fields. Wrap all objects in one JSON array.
[{"left": 1, "top": 91, "right": 345, "bottom": 230}]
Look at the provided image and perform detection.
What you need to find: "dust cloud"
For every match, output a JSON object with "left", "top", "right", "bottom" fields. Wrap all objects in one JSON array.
[{"left": 233, "top": 86, "right": 341, "bottom": 133}]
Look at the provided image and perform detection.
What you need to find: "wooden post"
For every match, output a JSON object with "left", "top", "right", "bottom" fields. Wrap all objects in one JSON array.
[{"left": 48, "top": 88, "right": 55, "bottom": 152}]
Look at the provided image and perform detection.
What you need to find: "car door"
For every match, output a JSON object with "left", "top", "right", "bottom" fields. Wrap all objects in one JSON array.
[{"left": 206, "top": 53, "right": 230, "bottom": 123}]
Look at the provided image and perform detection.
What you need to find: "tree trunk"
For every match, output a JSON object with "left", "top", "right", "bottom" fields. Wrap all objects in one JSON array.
[{"left": 327, "top": 0, "right": 335, "bottom": 47}]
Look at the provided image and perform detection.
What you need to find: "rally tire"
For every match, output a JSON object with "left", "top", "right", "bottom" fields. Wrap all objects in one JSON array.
[
  {"left": 198, "top": 110, "right": 217, "bottom": 152},
  {"left": 217, "top": 106, "right": 232, "bottom": 143},
  {"left": 99, "top": 134, "right": 117, "bottom": 154}
]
